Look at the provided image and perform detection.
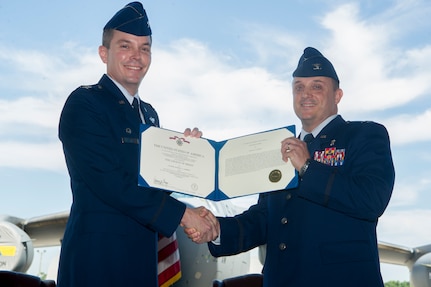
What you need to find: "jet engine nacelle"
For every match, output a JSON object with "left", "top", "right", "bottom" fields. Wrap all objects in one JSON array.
[
  {"left": 411, "top": 253, "right": 431, "bottom": 287},
  {"left": 0, "top": 221, "right": 34, "bottom": 272}
]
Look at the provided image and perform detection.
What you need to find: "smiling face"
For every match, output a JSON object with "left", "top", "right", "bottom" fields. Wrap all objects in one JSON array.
[
  {"left": 292, "top": 76, "right": 343, "bottom": 132},
  {"left": 99, "top": 30, "right": 152, "bottom": 95}
]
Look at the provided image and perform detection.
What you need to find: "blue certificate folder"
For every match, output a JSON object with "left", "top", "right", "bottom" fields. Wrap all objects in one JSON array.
[{"left": 138, "top": 124, "right": 298, "bottom": 201}]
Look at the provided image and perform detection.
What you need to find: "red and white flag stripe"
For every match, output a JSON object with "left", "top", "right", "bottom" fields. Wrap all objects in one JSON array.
[{"left": 158, "top": 232, "right": 181, "bottom": 287}]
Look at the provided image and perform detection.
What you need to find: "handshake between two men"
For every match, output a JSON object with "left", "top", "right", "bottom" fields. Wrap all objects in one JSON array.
[{"left": 180, "top": 206, "right": 220, "bottom": 244}]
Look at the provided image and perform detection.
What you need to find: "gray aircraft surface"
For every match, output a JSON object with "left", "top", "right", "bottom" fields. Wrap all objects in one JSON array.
[{"left": 1, "top": 196, "right": 430, "bottom": 287}]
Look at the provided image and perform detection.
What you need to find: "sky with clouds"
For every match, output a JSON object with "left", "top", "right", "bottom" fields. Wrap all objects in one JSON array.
[{"left": 1, "top": 0, "right": 430, "bottom": 283}]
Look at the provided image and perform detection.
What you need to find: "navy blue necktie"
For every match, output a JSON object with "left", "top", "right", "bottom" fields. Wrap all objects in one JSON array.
[
  {"left": 304, "top": 133, "right": 314, "bottom": 144},
  {"left": 304, "top": 133, "right": 316, "bottom": 154},
  {"left": 132, "top": 97, "right": 142, "bottom": 123}
]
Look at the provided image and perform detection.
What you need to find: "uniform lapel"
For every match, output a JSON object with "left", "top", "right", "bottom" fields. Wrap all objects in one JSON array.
[{"left": 140, "top": 100, "right": 160, "bottom": 127}]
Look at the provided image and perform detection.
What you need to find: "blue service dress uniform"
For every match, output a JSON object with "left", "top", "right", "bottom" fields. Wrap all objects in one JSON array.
[
  {"left": 57, "top": 74, "right": 186, "bottom": 287},
  {"left": 208, "top": 115, "right": 395, "bottom": 287}
]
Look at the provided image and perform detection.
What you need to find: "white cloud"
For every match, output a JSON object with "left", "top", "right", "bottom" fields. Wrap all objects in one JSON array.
[
  {"left": 378, "top": 209, "right": 431, "bottom": 247},
  {"left": 0, "top": 44, "right": 103, "bottom": 170},
  {"left": 143, "top": 39, "right": 298, "bottom": 140},
  {"left": 1, "top": 1, "right": 431, "bottom": 169},
  {"left": 384, "top": 109, "right": 431, "bottom": 145},
  {"left": 389, "top": 181, "right": 420, "bottom": 207},
  {"left": 0, "top": 97, "right": 62, "bottom": 129},
  {"left": 320, "top": 3, "right": 431, "bottom": 116},
  {"left": 0, "top": 44, "right": 102, "bottom": 96},
  {"left": 0, "top": 141, "right": 65, "bottom": 171}
]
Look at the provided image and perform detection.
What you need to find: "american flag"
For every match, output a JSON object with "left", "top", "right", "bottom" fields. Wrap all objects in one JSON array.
[{"left": 158, "top": 232, "right": 181, "bottom": 287}]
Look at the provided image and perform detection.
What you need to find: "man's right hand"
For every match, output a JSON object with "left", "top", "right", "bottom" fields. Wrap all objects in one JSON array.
[{"left": 181, "top": 207, "right": 220, "bottom": 244}]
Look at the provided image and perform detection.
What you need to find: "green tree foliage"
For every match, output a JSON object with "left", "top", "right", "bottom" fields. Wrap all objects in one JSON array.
[{"left": 385, "top": 281, "right": 410, "bottom": 287}]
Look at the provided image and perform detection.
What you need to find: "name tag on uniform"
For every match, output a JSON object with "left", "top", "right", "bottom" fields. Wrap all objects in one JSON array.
[{"left": 122, "top": 137, "right": 139, "bottom": 144}]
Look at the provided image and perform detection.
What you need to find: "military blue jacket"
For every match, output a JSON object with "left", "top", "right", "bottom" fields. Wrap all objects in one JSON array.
[
  {"left": 209, "top": 115, "right": 395, "bottom": 287},
  {"left": 57, "top": 75, "right": 186, "bottom": 287}
]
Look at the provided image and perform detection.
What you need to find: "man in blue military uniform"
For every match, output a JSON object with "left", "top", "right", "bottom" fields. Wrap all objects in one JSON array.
[
  {"left": 57, "top": 2, "right": 218, "bottom": 287},
  {"left": 188, "top": 47, "right": 395, "bottom": 286}
]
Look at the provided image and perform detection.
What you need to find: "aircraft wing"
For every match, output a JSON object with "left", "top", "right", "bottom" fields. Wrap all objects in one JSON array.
[
  {"left": 21, "top": 211, "right": 69, "bottom": 248},
  {"left": 378, "top": 241, "right": 415, "bottom": 266},
  {"left": 378, "top": 241, "right": 431, "bottom": 267},
  {"left": 6, "top": 212, "right": 429, "bottom": 260},
  {"left": 5, "top": 211, "right": 431, "bottom": 262}
]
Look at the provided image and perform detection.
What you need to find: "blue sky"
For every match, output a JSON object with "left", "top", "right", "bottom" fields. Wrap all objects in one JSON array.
[{"left": 1, "top": 0, "right": 431, "bottom": 282}]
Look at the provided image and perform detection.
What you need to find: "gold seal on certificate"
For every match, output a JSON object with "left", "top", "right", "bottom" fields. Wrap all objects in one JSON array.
[{"left": 269, "top": 169, "right": 282, "bottom": 183}]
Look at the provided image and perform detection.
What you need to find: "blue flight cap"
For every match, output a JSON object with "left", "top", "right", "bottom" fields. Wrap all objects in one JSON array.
[
  {"left": 104, "top": 2, "right": 152, "bottom": 36},
  {"left": 292, "top": 47, "right": 339, "bottom": 83}
]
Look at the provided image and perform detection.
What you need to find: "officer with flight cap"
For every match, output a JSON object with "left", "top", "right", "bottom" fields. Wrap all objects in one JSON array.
[
  {"left": 201, "top": 47, "right": 395, "bottom": 287},
  {"left": 57, "top": 3, "right": 218, "bottom": 287}
]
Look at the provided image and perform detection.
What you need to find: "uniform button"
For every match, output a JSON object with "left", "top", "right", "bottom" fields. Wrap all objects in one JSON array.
[
  {"left": 286, "top": 193, "right": 292, "bottom": 200},
  {"left": 281, "top": 217, "right": 288, "bottom": 224},
  {"left": 279, "top": 243, "right": 287, "bottom": 250}
]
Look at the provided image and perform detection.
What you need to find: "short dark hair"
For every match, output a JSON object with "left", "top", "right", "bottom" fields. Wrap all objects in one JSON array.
[
  {"left": 102, "top": 29, "right": 115, "bottom": 48},
  {"left": 332, "top": 78, "right": 339, "bottom": 91}
]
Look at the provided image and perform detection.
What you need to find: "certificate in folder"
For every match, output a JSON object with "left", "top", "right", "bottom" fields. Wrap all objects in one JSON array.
[{"left": 138, "top": 125, "right": 298, "bottom": 201}]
